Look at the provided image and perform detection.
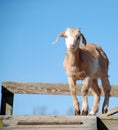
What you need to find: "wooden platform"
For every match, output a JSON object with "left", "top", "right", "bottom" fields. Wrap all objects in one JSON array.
[
  {"left": 1, "top": 116, "right": 97, "bottom": 130},
  {"left": 0, "top": 115, "right": 118, "bottom": 130}
]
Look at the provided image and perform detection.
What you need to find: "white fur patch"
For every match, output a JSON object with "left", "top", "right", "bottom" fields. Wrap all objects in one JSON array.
[
  {"left": 65, "top": 30, "right": 79, "bottom": 51},
  {"left": 65, "top": 36, "right": 74, "bottom": 49}
]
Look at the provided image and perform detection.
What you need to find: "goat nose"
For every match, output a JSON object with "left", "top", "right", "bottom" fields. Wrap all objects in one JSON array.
[{"left": 70, "top": 44, "right": 74, "bottom": 49}]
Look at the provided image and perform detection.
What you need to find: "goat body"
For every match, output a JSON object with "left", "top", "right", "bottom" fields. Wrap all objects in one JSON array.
[
  {"left": 53, "top": 28, "right": 111, "bottom": 115},
  {"left": 64, "top": 44, "right": 108, "bottom": 80}
]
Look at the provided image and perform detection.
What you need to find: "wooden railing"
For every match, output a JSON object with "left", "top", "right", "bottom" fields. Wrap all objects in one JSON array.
[
  {"left": 1, "top": 81, "right": 118, "bottom": 115},
  {"left": 0, "top": 81, "right": 118, "bottom": 130}
]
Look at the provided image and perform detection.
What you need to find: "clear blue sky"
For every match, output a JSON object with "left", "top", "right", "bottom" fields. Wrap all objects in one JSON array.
[{"left": 0, "top": 0, "right": 118, "bottom": 115}]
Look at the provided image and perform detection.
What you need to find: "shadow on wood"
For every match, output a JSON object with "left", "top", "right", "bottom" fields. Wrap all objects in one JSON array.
[
  {"left": 0, "top": 86, "right": 14, "bottom": 115},
  {"left": 97, "top": 117, "right": 108, "bottom": 130}
]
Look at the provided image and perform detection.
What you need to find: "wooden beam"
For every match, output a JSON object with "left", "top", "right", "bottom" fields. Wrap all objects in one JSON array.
[
  {"left": 2, "top": 81, "right": 118, "bottom": 96},
  {"left": 0, "top": 86, "right": 14, "bottom": 115}
]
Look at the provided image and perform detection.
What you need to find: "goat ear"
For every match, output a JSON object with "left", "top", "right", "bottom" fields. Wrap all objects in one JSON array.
[
  {"left": 52, "top": 32, "right": 65, "bottom": 44},
  {"left": 80, "top": 33, "right": 87, "bottom": 46},
  {"left": 59, "top": 32, "right": 65, "bottom": 37}
]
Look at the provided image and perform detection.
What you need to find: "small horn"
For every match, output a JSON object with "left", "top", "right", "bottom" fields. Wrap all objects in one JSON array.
[
  {"left": 80, "top": 33, "right": 87, "bottom": 46},
  {"left": 52, "top": 32, "right": 65, "bottom": 44}
]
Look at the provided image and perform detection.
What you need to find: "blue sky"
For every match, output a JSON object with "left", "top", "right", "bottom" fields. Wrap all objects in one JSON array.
[{"left": 0, "top": 0, "right": 118, "bottom": 115}]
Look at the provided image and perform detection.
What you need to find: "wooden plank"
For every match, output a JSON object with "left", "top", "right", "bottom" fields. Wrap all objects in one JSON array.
[
  {"left": 97, "top": 107, "right": 118, "bottom": 130},
  {"left": 1, "top": 115, "right": 97, "bottom": 130},
  {"left": 2, "top": 81, "right": 118, "bottom": 96},
  {"left": 2, "top": 82, "right": 71, "bottom": 95},
  {"left": 98, "top": 116, "right": 118, "bottom": 130},
  {"left": 98, "top": 107, "right": 118, "bottom": 116},
  {"left": 1, "top": 115, "right": 118, "bottom": 130}
]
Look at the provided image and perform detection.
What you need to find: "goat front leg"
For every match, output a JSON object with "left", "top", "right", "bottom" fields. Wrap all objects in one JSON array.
[
  {"left": 68, "top": 77, "right": 80, "bottom": 115},
  {"left": 81, "top": 77, "right": 91, "bottom": 115}
]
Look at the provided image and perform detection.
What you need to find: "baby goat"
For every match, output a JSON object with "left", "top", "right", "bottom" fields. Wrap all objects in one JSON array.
[{"left": 53, "top": 28, "right": 111, "bottom": 115}]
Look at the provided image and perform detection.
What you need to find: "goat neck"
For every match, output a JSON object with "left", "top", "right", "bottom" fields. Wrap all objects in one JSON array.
[
  {"left": 64, "top": 47, "right": 86, "bottom": 79},
  {"left": 66, "top": 47, "right": 80, "bottom": 66}
]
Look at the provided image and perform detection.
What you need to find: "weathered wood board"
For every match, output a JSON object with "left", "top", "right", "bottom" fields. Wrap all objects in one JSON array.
[
  {"left": 98, "top": 116, "right": 118, "bottom": 130},
  {"left": 1, "top": 116, "right": 97, "bottom": 130},
  {"left": 1, "top": 115, "right": 118, "bottom": 130},
  {"left": 2, "top": 81, "right": 118, "bottom": 96}
]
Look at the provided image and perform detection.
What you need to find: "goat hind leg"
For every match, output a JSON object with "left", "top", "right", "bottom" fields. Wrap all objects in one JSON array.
[
  {"left": 68, "top": 77, "right": 80, "bottom": 115},
  {"left": 81, "top": 77, "right": 91, "bottom": 115},
  {"left": 89, "top": 79, "right": 101, "bottom": 115},
  {"left": 101, "top": 77, "right": 111, "bottom": 114}
]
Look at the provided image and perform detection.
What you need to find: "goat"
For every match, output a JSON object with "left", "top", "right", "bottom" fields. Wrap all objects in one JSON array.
[{"left": 53, "top": 28, "right": 111, "bottom": 115}]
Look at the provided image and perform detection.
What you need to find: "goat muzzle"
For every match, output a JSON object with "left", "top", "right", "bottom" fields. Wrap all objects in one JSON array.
[{"left": 70, "top": 44, "right": 74, "bottom": 49}]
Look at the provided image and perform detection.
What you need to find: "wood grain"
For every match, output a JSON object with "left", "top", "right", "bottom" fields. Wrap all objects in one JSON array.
[{"left": 2, "top": 81, "right": 118, "bottom": 96}]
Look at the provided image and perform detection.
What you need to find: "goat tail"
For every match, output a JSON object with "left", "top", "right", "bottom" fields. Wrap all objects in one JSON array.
[{"left": 96, "top": 46, "right": 109, "bottom": 70}]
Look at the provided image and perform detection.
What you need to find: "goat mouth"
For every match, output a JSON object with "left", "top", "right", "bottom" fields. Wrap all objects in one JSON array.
[{"left": 68, "top": 47, "right": 78, "bottom": 52}]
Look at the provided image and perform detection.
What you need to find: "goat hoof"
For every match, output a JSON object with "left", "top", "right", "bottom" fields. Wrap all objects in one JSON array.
[
  {"left": 89, "top": 111, "right": 96, "bottom": 116},
  {"left": 82, "top": 110, "right": 88, "bottom": 115},
  {"left": 75, "top": 110, "right": 80, "bottom": 116},
  {"left": 102, "top": 108, "right": 108, "bottom": 114},
  {"left": 89, "top": 113, "right": 95, "bottom": 116}
]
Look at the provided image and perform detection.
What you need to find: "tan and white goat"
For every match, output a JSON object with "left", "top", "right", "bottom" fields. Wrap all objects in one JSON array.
[{"left": 53, "top": 28, "right": 111, "bottom": 115}]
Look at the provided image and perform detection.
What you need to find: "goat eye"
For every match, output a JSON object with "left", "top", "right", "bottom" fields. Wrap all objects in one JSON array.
[{"left": 64, "top": 35, "right": 67, "bottom": 38}]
